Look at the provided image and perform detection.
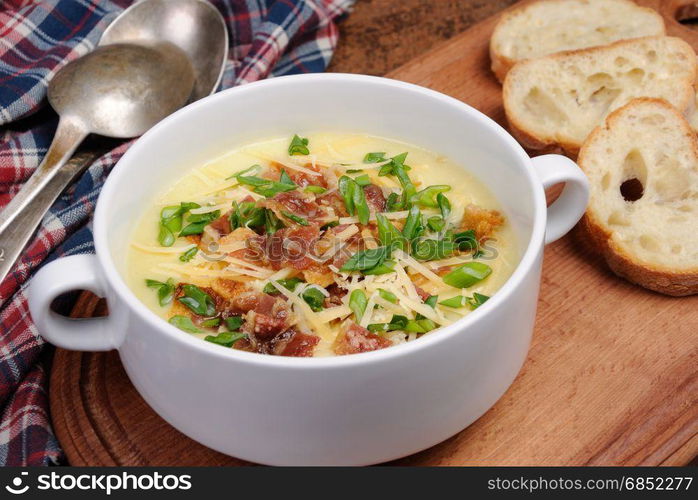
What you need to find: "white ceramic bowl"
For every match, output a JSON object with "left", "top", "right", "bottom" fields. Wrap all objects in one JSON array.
[{"left": 28, "top": 74, "right": 589, "bottom": 465}]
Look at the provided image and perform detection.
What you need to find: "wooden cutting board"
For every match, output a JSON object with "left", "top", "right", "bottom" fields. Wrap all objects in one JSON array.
[{"left": 50, "top": 0, "right": 698, "bottom": 466}]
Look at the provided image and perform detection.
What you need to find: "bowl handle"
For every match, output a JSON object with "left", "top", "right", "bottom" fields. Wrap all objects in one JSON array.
[
  {"left": 531, "top": 154, "right": 589, "bottom": 245},
  {"left": 27, "top": 254, "right": 123, "bottom": 351}
]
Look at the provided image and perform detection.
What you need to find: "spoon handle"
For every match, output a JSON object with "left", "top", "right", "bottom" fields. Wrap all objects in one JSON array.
[{"left": 0, "top": 118, "right": 88, "bottom": 290}]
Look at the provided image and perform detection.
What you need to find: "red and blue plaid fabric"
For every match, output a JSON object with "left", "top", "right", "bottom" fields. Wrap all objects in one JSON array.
[{"left": 0, "top": 0, "right": 354, "bottom": 465}]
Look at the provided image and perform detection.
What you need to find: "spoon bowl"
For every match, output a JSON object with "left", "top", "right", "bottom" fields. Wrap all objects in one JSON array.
[
  {"left": 100, "top": 0, "right": 229, "bottom": 100},
  {"left": 49, "top": 42, "right": 195, "bottom": 138}
]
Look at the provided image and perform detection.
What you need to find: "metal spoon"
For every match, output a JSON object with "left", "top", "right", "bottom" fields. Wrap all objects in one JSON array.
[
  {"left": 0, "top": 0, "right": 228, "bottom": 289},
  {"left": 100, "top": 0, "right": 229, "bottom": 101}
]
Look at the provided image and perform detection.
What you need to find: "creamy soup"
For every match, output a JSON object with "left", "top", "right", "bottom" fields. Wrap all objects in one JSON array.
[{"left": 126, "top": 133, "right": 518, "bottom": 357}]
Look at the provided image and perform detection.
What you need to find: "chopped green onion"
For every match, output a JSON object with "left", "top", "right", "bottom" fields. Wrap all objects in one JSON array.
[
  {"left": 279, "top": 169, "right": 293, "bottom": 185},
  {"left": 338, "top": 175, "right": 355, "bottom": 215},
  {"left": 376, "top": 213, "right": 405, "bottom": 251},
  {"left": 437, "top": 193, "right": 451, "bottom": 220},
  {"left": 178, "top": 284, "right": 217, "bottom": 316},
  {"left": 263, "top": 277, "right": 303, "bottom": 294},
  {"left": 321, "top": 220, "right": 340, "bottom": 230},
  {"left": 158, "top": 224, "right": 175, "bottom": 247},
  {"left": 304, "top": 185, "right": 327, "bottom": 194},
  {"left": 145, "top": 278, "right": 175, "bottom": 307},
  {"left": 160, "top": 205, "right": 181, "bottom": 220},
  {"left": 378, "top": 152, "right": 408, "bottom": 176},
  {"left": 281, "top": 211, "right": 309, "bottom": 226},
  {"left": 413, "top": 185, "right": 451, "bottom": 208},
  {"left": 254, "top": 181, "right": 297, "bottom": 198},
  {"left": 205, "top": 331, "right": 246, "bottom": 347},
  {"left": 159, "top": 201, "right": 201, "bottom": 243},
  {"left": 353, "top": 184, "right": 370, "bottom": 225},
  {"left": 424, "top": 295, "right": 438, "bottom": 308},
  {"left": 443, "top": 262, "right": 492, "bottom": 288},
  {"left": 401, "top": 205, "right": 421, "bottom": 241},
  {"left": 414, "top": 239, "right": 455, "bottom": 261},
  {"left": 439, "top": 295, "right": 468, "bottom": 308},
  {"left": 385, "top": 192, "right": 402, "bottom": 212},
  {"left": 466, "top": 293, "right": 490, "bottom": 309},
  {"left": 169, "top": 315, "right": 202, "bottom": 333},
  {"left": 349, "top": 290, "right": 368, "bottom": 321},
  {"left": 340, "top": 246, "right": 388, "bottom": 272},
  {"left": 338, "top": 176, "right": 369, "bottom": 225},
  {"left": 161, "top": 215, "right": 182, "bottom": 234},
  {"left": 180, "top": 210, "right": 220, "bottom": 236},
  {"left": 201, "top": 317, "right": 221, "bottom": 328},
  {"left": 302, "top": 287, "right": 325, "bottom": 312},
  {"left": 264, "top": 209, "right": 283, "bottom": 234},
  {"left": 224, "top": 315, "right": 244, "bottom": 331},
  {"left": 236, "top": 175, "right": 270, "bottom": 187},
  {"left": 378, "top": 288, "right": 397, "bottom": 304},
  {"left": 179, "top": 247, "right": 198, "bottom": 262},
  {"left": 427, "top": 216, "right": 445, "bottom": 232},
  {"left": 368, "top": 314, "right": 408, "bottom": 334},
  {"left": 288, "top": 134, "right": 310, "bottom": 155},
  {"left": 362, "top": 259, "right": 396, "bottom": 275},
  {"left": 226, "top": 164, "right": 260, "bottom": 180},
  {"left": 453, "top": 229, "right": 478, "bottom": 252},
  {"left": 363, "top": 152, "right": 386, "bottom": 163},
  {"left": 230, "top": 201, "right": 265, "bottom": 230},
  {"left": 404, "top": 318, "right": 437, "bottom": 334},
  {"left": 439, "top": 293, "right": 489, "bottom": 309},
  {"left": 236, "top": 169, "right": 296, "bottom": 198},
  {"left": 354, "top": 174, "right": 371, "bottom": 187},
  {"left": 389, "top": 315, "right": 408, "bottom": 330},
  {"left": 391, "top": 155, "right": 417, "bottom": 206},
  {"left": 158, "top": 202, "right": 202, "bottom": 246}
]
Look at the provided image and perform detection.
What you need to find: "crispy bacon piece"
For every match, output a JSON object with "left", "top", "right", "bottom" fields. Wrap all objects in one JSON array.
[
  {"left": 333, "top": 322, "right": 391, "bottom": 355},
  {"left": 324, "top": 284, "right": 346, "bottom": 308},
  {"left": 276, "top": 330, "right": 320, "bottom": 357},
  {"left": 267, "top": 161, "right": 326, "bottom": 189},
  {"left": 263, "top": 191, "right": 321, "bottom": 219},
  {"left": 303, "top": 269, "right": 335, "bottom": 287},
  {"left": 263, "top": 224, "right": 324, "bottom": 271},
  {"left": 317, "top": 190, "right": 349, "bottom": 217},
  {"left": 413, "top": 285, "right": 431, "bottom": 302},
  {"left": 461, "top": 204, "right": 504, "bottom": 240},
  {"left": 209, "top": 212, "right": 232, "bottom": 236},
  {"left": 249, "top": 308, "right": 289, "bottom": 341},
  {"left": 363, "top": 184, "right": 386, "bottom": 212}
]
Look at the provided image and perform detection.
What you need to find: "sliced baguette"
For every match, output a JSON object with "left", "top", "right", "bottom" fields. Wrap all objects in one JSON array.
[
  {"left": 578, "top": 98, "right": 698, "bottom": 296},
  {"left": 503, "top": 36, "right": 698, "bottom": 156},
  {"left": 490, "top": 0, "right": 665, "bottom": 82}
]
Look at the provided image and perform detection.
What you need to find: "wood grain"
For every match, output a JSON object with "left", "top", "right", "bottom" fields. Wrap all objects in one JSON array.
[{"left": 50, "top": 0, "right": 698, "bottom": 466}]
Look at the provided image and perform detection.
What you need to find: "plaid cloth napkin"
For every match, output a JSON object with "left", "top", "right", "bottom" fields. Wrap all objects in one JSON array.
[{"left": 0, "top": 0, "right": 354, "bottom": 466}]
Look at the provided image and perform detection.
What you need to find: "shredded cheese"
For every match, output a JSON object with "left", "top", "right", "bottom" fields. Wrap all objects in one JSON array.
[
  {"left": 395, "top": 250, "right": 447, "bottom": 287},
  {"left": 359, "top": 292, "right": 378, "bottom": 328},
  {"left": 131, "top": 242, "right": 196, "bottom": 254},
  {"left": 269, "top": 280, "right": 332, "bottom": 339},
  {"left": 245, "top": 151, "right": 322, "bottom": 177}
]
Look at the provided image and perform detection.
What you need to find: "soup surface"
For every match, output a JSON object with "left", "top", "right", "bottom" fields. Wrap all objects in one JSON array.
[{"left": 126, "top": 133, "right": 518, "bottom": 357}]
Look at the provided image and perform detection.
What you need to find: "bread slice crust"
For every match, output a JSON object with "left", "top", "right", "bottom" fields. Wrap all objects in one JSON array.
[
  {"left": 578, "top": 98, "right": 698, "bottom": 296},
  {"left": 503, "top": 36, "right": 698, "bottom": 157},
  {"left": 490, "top": 0, "right": 666, "bottom": 82}
]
